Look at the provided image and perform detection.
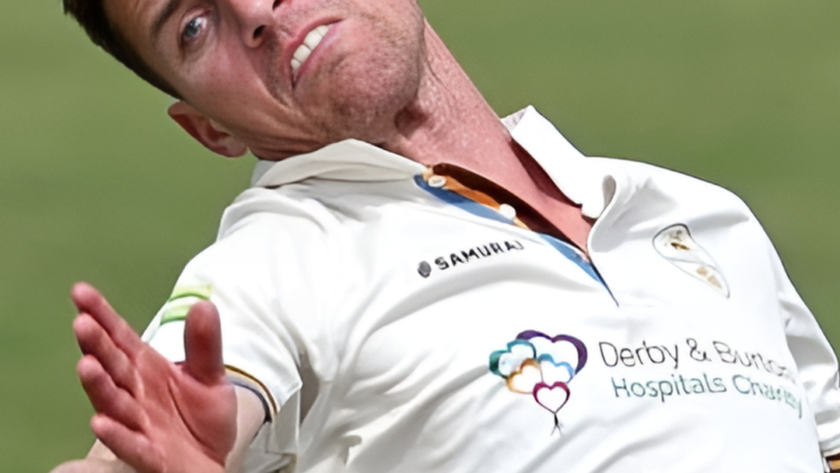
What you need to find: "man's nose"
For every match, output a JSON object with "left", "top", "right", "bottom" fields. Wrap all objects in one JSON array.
[{"left": 227, "top": 0, "right": 280, "bottom": 48}]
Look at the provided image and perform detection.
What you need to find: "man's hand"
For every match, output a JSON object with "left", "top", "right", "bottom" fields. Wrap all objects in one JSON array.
[{"left": 70, "top": 282, "right": 237, "bottom": 473}]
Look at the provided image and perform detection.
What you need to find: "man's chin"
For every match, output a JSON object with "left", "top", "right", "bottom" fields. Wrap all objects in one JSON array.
[{"left": 297, "top": 85, "right": 415, "bottom": 147}]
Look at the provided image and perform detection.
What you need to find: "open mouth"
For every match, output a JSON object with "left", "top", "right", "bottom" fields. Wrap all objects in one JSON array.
[{"left": 291, "top": 24, "right": 332, "bottom": 79}]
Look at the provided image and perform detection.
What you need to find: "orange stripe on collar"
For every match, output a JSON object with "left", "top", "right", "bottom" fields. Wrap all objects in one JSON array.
[{"left": 422, "top": 168, "right": 531, "bottom": 231}]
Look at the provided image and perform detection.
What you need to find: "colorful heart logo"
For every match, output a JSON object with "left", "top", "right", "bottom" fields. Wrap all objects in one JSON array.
[
  {"left": 490, "top": 332, "right": 587, "bottom": 432},
  {"left": 507, "top": 359, "right": 542, "bottom": 394},
  {"left": 538, "top": 357, "right": 574, "bottom": 385},
  {"left": 489, "top": 339, "right": 536, "bottom": 378},
  {"left": 517, "top": 331, "right": 588, "bottom": 374},
  {"left": 532, "top": 382, "right": 570, "bottom": 414}
]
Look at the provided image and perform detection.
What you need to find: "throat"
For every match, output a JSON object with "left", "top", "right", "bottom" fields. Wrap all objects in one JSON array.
[
  {"left": 380, "top": 24, "right": 593, "bottom": 252},
  {"left": 431, "top": 161, "right": 593, "bottom": 255}
]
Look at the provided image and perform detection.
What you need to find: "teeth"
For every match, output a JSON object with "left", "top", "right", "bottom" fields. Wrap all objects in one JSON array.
[
  {"left": 291, "top": 24, "right": 332, "bottom": 75},
  {"left": 302, "top": 27, "right": 323, "bottom": 50},
  {"left": 293, "top": 43, "right": 312, "bottom": 64}
]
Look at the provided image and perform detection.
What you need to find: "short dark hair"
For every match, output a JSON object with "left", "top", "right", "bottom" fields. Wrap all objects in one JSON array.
[{"left": 63, "top": 0, "right": 182, "bottom": 99}]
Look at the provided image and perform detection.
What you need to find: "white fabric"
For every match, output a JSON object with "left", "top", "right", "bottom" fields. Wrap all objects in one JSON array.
[{"left": 142, "top": 106, "right": 840, "bottom": 472}]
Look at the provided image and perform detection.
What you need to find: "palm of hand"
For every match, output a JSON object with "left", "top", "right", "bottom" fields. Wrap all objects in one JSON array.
[
  {"left": 73, "top": 283, "right": 236, "bottom": 473},
  {"left": 128, "top": 346, "right": 237, "bottom": 472}
]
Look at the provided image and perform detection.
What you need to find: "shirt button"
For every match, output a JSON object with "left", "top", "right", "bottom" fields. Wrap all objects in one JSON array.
[
  {"left": 499, "top": 203, "right": 517, "bottom": 220},
  {"left": 428, "top": 175, "right": 447, "bottom": 188}
]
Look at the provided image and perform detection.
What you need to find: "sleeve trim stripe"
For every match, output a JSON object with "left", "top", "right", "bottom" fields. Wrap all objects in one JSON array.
[
  {"left": 231, "top": 382, "right": 272, "bottom": 424},
  {"left": 167, "top": 291, "right": 212, "bottom": 302},
  {"left": 225, "top": 365, "right": 279, "bottom": 417},
  {"left": 167, "top": 285, "right": 212, "bottom": 302}
]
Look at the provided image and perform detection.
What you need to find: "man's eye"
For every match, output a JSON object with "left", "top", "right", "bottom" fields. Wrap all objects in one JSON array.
[{"left": 182, "top": 16, "right": 206, "bottom": 43}]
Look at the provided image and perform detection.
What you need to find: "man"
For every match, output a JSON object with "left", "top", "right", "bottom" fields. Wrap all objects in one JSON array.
[{"left": 53, "top": 0, "right": 840, "bottom": 471}]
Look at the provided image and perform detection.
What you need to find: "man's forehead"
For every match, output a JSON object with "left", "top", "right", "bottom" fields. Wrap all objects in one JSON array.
[
  {"left": 103, "top": 0, "right": 167, "bottom": 50},
  {"left": 150, "top": 0, "right": 183, "bottom": 49},
  {"left": 102, "top": 0, "right": 174, "bottom": 73}
]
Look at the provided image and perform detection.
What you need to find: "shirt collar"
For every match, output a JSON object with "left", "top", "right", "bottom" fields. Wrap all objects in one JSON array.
[{"left": 251, "top": 105, "right": 612, "bottom": 218}]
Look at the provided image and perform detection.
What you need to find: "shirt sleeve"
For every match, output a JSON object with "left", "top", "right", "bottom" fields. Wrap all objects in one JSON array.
[
  {"left": 140, "top": 256, "right": 303, "bottom": 422},
  {"left": 139, "top": 211, "right": 339, "bottom": 471},
  {"left": 765, "top": 230, "right": 840, "bottom": 457}
]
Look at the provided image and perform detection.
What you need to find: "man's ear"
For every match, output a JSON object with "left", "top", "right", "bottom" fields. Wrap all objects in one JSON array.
[{"left": 168, "top": 101, "right": 248, "bottom": 158}]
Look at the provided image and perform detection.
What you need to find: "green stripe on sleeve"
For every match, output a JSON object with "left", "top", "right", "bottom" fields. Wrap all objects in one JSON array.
[{"left": 160, "top": 285, "right": 213, "bottom": 326}]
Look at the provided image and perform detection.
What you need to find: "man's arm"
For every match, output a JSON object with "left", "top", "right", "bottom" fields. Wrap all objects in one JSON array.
[
  {"left": 760, "top": 228, "right": 840, "bottom": 465},
  {"left": 51, "top": 283, "right": 267, "bottom": 473},
  {"left": 52, "top": 386, "right": 265, "bottom": 473}
]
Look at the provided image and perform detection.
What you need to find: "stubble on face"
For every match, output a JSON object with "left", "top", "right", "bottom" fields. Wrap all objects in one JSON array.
[
  {"left": 261, "top": 0, "right": 427, "bottom": 149},
  {"left": 102, "top": 0, "right": 430, "bottom": 159}
]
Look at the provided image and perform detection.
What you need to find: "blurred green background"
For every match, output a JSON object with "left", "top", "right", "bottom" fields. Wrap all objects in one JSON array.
[{"left": 1, "top": 0, "right": 838, "bottom": 470}]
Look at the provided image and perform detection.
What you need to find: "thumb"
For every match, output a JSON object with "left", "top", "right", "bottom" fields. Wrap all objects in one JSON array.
[{"left": 183, "top": 301, "right": 226, "bottom": 385}]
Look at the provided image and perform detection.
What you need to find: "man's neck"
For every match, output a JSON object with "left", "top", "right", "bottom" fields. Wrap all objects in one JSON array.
[
  {"left": 384, "top": 23, "right": 515, "bottom": 177},
  {"left": 383, "top": 23, "right": 593, "bottom": 251}
]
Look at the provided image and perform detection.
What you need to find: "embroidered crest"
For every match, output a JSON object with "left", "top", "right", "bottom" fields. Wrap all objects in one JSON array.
[{"left": 653, "top": 224, "right": 729, "bottom": 297}]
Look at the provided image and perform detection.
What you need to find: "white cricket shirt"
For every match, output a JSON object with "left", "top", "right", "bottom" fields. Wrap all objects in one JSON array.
[{"left": 142, "top": 106, "right": 840, "bottom": 472}]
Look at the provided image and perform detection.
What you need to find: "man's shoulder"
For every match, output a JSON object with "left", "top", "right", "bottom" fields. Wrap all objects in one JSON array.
[
  {"left": 217, "top": 186, "right": 337, "bottom": 237},
  {"left": 590, "top": 155, "right": 752, "bottom": 213},
  {"left": 180, "top": 187, "right": 341, "bottom": 286}
]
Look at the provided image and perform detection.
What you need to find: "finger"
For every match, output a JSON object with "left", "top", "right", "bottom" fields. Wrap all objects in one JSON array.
[
  {"left": 74, "top": 314, "right": 138, "bottom": 393},
  {"left": 183, "top": 301, "right": 226, "bottom": 385},
  {"left": 91, "top": 414, "right": 165, "bottom": 473},
  {"left": 71, "top": 282, "right": 144, "bottom": 356},
  {"left": 77, "top": 355, "right": 145, "bottom": 432}
]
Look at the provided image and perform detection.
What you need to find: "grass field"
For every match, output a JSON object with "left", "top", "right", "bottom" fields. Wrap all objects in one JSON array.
[{"left": 1, "top": 0, "right": 839, "bottom": 470}]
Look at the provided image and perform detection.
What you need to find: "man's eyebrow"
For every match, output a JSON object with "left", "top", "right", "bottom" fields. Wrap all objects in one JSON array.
[{"left": 151, "top": 0, "right": 183, "bottom": 47}]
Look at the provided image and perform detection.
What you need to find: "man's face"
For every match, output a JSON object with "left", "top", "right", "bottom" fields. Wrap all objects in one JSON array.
[{"left": 105, "top": 0, "right": 427, "bottom": 159}]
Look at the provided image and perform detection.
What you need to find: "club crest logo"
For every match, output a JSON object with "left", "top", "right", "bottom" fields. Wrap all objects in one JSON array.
[
  {"left": 489, "top": 331, "right": 588, "bottom": 432},
  {"left": 653, "top": 224, "right": 730, "bottom": 297}
]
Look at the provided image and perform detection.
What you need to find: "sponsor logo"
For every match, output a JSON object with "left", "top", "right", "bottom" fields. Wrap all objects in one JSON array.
[
  {"left": 598, "top": 337, "right": 802, "bottom": 417},
  {"left": 489, "top": 331, "right": 588, "bottom": 432},
  {"left": 417, "top": 240, "right": 525, "bottom": 278}
]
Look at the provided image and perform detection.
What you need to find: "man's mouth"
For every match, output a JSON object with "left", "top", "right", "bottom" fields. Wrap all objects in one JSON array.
[{"left": 291, "top": 24, "right": 332, "bottom": 77}]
